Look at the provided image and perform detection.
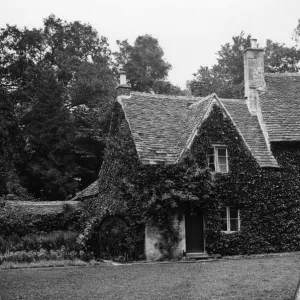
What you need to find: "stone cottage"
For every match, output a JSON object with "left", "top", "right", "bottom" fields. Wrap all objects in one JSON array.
[{"left": 92, "top": 39, "right": 300, "bottom": 260}]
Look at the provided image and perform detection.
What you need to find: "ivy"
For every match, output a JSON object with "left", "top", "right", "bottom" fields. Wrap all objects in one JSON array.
[
  {"left": 86, "top": 103, "right": 300, "bottom": 258},
  {"left": 195, "top": 106, "right": 300, "bottom": 255}
]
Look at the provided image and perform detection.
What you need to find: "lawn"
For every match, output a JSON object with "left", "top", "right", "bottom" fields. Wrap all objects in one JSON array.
[{"left": 0, "top": 254, "right": 299, "bottom": 300}]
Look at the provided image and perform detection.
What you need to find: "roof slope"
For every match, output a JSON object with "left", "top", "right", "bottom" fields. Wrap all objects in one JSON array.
[
  {"left": 260, "top": 73, "right": 300, "bottom": 141},
  {"left": 119, "top": 92, "right": 213, "bottom": 164},
  {"left": 72, "top": 180, "right": 99, "bottom": 201},
  {"left": 119, "top": 92, "right": 278, "bottom": 167},
  {"left": 220, "top": 98, "right": 278, "bottom": 168}
]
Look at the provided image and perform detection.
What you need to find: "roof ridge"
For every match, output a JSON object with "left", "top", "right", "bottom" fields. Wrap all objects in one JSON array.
[
  {"left": 189, "top": 93, "right": 216, "bottom": 108},
  {"left": 219, "top": 98, "right": 246, "bottom": 102},
  {"left": 130, "top": 91, "right": 204, "bottom": 101}
]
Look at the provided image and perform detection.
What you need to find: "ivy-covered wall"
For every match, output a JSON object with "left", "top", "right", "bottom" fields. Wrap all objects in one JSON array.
[
  {"left": 192, "top": 105, "right": 300, "bottom": 255},
  {"left": 90, "top": 102, "right": 300, "bottom": 257}
]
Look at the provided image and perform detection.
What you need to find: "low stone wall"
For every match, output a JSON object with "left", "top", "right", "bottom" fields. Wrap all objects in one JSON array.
[{"left": 4, "top": 201, "right": 80, "bottom": 215}]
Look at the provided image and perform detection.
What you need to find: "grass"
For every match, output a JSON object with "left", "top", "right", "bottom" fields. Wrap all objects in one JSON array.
[{"left": 0, "top": 254, "right": 299, "bottom": 299}]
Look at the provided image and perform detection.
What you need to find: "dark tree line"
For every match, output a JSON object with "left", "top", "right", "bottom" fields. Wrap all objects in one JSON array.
[{"left": 0, "top": 15, "right": 183, "bottom": 200}]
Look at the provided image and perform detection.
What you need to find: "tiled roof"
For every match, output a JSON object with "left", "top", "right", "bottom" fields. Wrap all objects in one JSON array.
[
  {"left": 220, "top": 98, "right": 279, "bottom": 168},
  {"left": 72, "top": 180, "right": 99, "bottom": 201},
  {"left": 119, "top": 92, "right": 278, "bottom": 167},
  {"left": 260, "top": 73, "right": 300, "bottom": 141},
  {"left": 119, "top": 92, "right": 213, "bottom": 164}
]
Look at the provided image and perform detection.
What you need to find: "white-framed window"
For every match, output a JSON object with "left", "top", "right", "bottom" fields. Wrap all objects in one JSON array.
[
  {"left": 220, "top": 207, "right": 240, "bottom": 233},
  {"left": 207, "top": 146, "right": 228, "bottom": 173}
]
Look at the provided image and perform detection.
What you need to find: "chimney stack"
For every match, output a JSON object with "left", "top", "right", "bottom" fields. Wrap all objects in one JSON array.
[
  {"left": 244, "top": 38, "right": 265, "bottom": 115},
  {"left": 117, "top": 70, "right": 131, "bottom": 96},
  {"left": 251, "top": 38, "right": 258, "bottom": 48}
]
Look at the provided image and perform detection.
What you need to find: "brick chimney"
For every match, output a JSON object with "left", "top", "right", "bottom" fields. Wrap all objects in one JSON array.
[
  {"left": 190, "top": 81, "right": 205, "bottom": 96},
  {"left": 116, "top": 70, "right": 131, "bottom": 96},
  {"left": 243, "top": 38, "right": 265, "bottom": 115}
]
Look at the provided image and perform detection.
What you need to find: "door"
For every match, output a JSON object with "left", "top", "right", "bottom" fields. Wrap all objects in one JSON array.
[{"left": 185, "top": 212, "right": 204, "bottom": 253}]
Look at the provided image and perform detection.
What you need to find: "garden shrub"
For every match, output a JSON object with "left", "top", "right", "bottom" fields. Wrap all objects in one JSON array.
[
  {"left": 0, "top": 231, "right": 80, "bottom": 254},
  {"left": 0, "top": 203, "right": 85, "bottom": 238},
  {"left": 0, "top": 248, "right": 92, "bottom": 265}
]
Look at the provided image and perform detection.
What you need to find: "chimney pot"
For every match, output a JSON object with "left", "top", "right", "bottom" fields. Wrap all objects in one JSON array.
[
  {"left": 251, "top": 38, "right": 258, "bottom": 48},
  {"left": 117, "top": 70, "right": 131, "bottom": 96},
  {"left": 119, "top": 70, "right": 127, "bottom": 85}
]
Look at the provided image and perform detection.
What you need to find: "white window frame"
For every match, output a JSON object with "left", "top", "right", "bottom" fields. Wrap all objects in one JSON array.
[
  {"left": 221, "top": 207, "right": 240, "bottom": 233},
  {"left": 207, "top": 145, "right": 229, "bottom": 173}
]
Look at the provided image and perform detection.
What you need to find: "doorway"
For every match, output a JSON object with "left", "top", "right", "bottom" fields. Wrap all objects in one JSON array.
[{"left": 185, "top": 212, "right": 204, "bottom": 253}]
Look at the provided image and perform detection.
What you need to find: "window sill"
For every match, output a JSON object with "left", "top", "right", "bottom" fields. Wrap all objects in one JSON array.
[
  {"left": 221, "top": 231, "right": 239, "bottom": 234},
  {"left": 211, "top": 171, "right": 229, "bottom": 174}
]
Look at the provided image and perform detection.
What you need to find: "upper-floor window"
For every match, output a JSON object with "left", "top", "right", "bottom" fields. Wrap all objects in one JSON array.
[
  {"left": 220, "top": 207, "right": 240, "bottom": 233},
  {"left": 207, "top": 146, "right": 228, "bottom": 173}
]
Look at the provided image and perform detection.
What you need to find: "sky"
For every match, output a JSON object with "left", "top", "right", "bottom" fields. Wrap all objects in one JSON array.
[{"left": 1, "top": 0, "right": 300, "bottom": 88}]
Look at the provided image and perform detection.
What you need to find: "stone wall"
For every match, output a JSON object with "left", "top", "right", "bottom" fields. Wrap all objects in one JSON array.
[
  {"left": 145, "top": 213, "right": 186, "bottom": 260},
  {"left": 4, "top": 200, "right": 80, "bottom": 215}
]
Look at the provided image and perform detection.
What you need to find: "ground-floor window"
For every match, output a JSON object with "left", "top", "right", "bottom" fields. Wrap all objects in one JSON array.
[{"left": 220, "top": 207, "right": 240, "bottom": 233}]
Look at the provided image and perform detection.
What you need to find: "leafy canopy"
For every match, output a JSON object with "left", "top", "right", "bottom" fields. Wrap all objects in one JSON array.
[
  {"left": 0, "top": 15, "right": 116, "bottom": 200},
  {"left": 114, "top": 35, "right": 185, "bottom": 95},
  {"left": 190, "top": 28, "right": 300, "bottom": 98}
]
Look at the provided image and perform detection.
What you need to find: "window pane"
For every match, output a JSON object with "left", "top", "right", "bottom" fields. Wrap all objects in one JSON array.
[
  {"left": 207, "top": 148, "right": 215, "bottom": 172},
  {"left": 230, "top": 219, "right": 238, "bottom": 231},
  {"left": 218, "top": 157, "right": 226, "bottom": 165},
  {"left": 221, "top": 219, "right": 228, "bottom": 231},
  {"left": 230, "top": 207, "right": 238, "bottom": 219},
  {"left": 220, "top": 207, "right": 227, "bottom": 219},
  {"left": 209, "top": 155, "right": 214, "bottom": 164},
  {"left": 209, "top": 163, "right": 215, "bottom": 171},
  {"left": 218, "top": 148, "right": 226, "bottom": 156},
  {"left": 219, "top": 164, "right": 227, "bottom": 173}
]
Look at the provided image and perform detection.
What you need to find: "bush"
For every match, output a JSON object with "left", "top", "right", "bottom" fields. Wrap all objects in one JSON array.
[
  {"left": 0, "top": 204, "right": 85, "bottom": 238},
  {"left": 0, "top": 231, "right": 79, "bottom": 254},
  {"left": 0, "top": 249, "right": 69, "bottom": 265}
]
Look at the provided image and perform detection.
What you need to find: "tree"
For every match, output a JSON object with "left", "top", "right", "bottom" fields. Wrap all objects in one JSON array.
[
  {"left": 114, "top": 35, "right": 172, "bottom": 92},
  {"left": 264, "top": 39, "right": 300, "bottom": 73},
  {"left": 190, "top": 32, "right": 251, "bottom": 98},
  {"left": 0, "top": 15, "right": 116, "bottom": 199},
  {"left": 19, "top": 67, "right": 78, "bottom": 200},
  {"left": 0, "top": 89, "right": 26, "bottom": 197},
  {"left": 190, "top": 31, "right": 300, "bottom": 98},
  {"left": 152, "top": 80, "right": 188, "bottom": 96}
]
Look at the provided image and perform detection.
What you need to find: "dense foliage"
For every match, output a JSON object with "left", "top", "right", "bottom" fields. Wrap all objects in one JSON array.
[
  {"left": 0, "top": 202, "right": 92, "bottom": 262},
  {"left": 0, "top": 202, "right": 85, "bottom": 237},
  {"left": 0, "top": 231, "right": 78, "bottom": 254},
  {"left": 0, "top": 15, "right": 116, "bottom": 199}
]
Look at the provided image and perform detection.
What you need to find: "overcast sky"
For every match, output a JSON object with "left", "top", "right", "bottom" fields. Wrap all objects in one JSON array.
[{"left": 1, "top": 0, "right": 300, "bottom": 88}]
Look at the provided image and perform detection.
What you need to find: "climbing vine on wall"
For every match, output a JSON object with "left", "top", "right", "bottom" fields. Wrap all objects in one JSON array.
[
  {"left": 194, "top": 105, "right": 300, "bottom": 255},
  {"left": 85, "top": 102, "right": 300, "bottom": 258}
]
